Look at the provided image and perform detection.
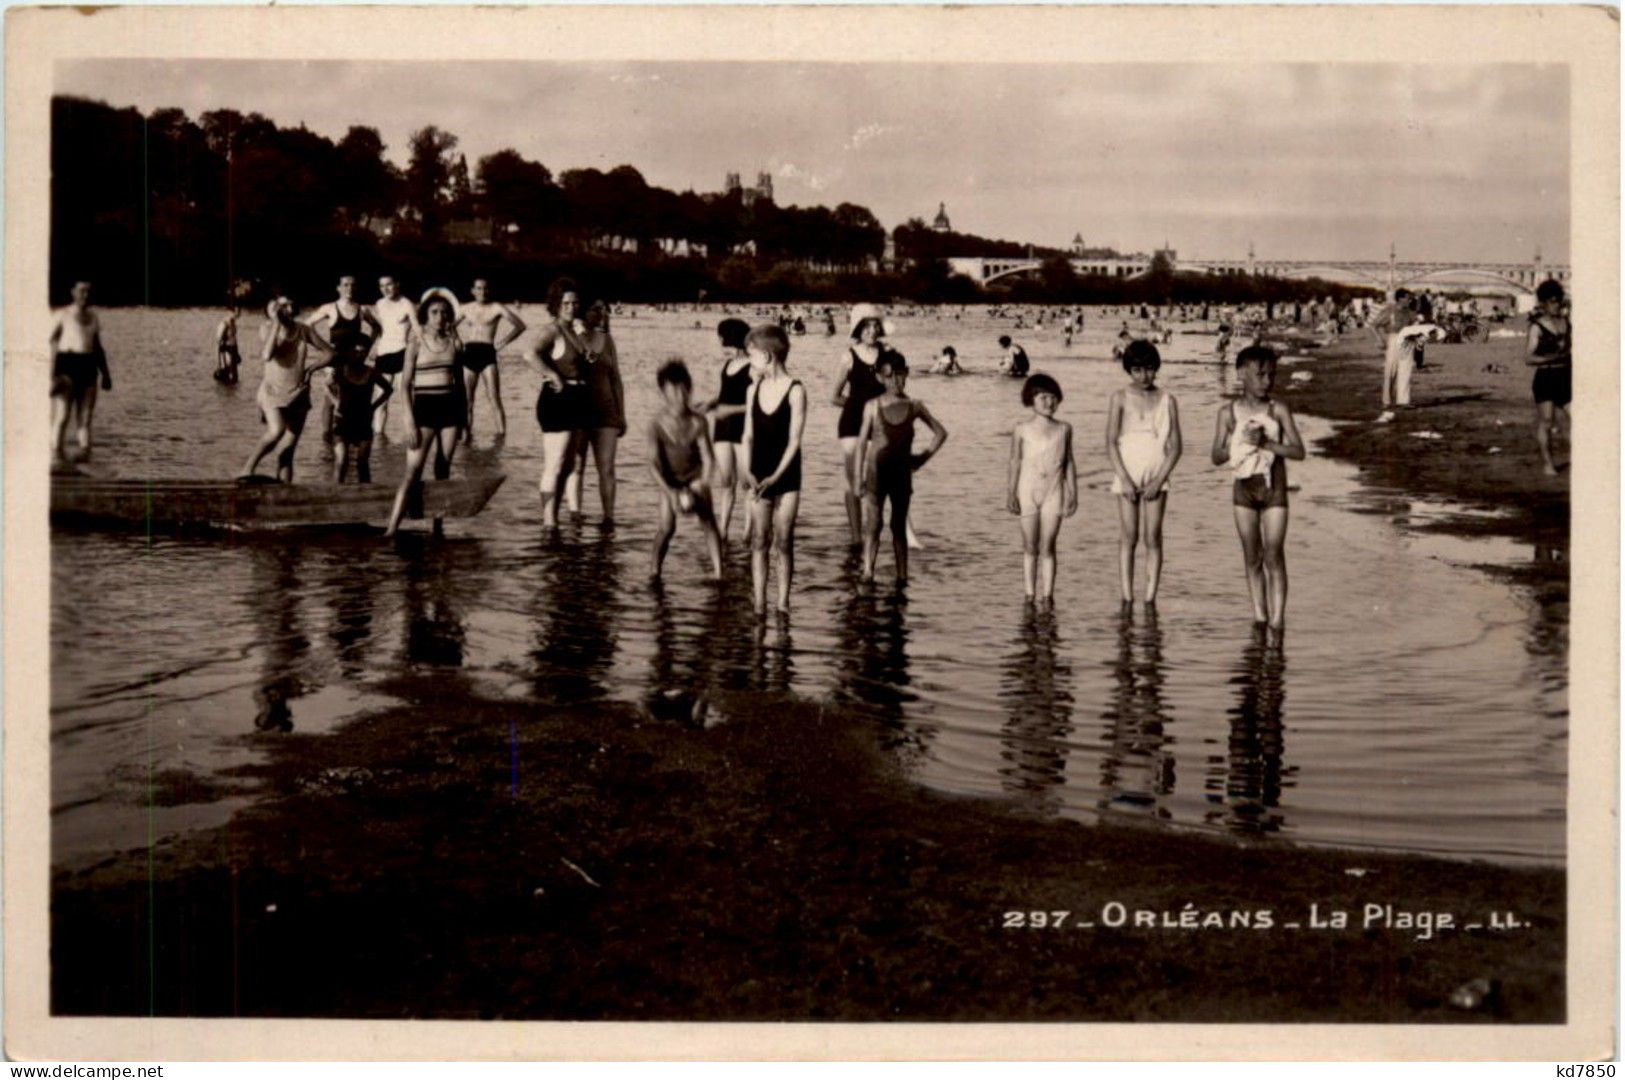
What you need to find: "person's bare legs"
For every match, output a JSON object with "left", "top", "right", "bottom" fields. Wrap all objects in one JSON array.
[
  {"left": 589, "top": 428, "right": 619, "bottom": 523},
  {"left": 861, "top": 493, "right": 883, "bottom": 581},
  {"left": 889, "top": 489, "right": 912, "bottom": 583},
  {"left": 1019, "top": 511, "right": 1040, "bottom": 599},
  {"left": 240, "top": 406, "right": 292, "bottom": 479},
  {"left": 1232, "top": 505, "right": 1269, "bottom": 625},
  {"left": 486, "top": 362, "right": 507, "bottom": 437},
  {"left": 1035, "top": 500, "right": 1063, "bottom": 602},
  {"left": 1142, "top": 491, "right": 1168, "bottom": 605},
  {"left": 770, "top": 491, "right": 799, "bottom": 612},
  {"left": 385, "top": 427, "right": 433, "bottom": 536},
  {"left": 1535, "top": 400, "right": 1560, "bottom": 475},
  {"left": 839, "top": 436, "right": 862, "bottom": 548},
  {"left": 650, "top": 495, "right": 677, "bottom": 579},
  {"left": 72, "top": 382, "right": 100, "bottom": 459},
  {"left": 1116, "top": 495, "right": 1140, "bottom": 605},
  {"left": 1260, "top": 505, "right": 1289, "bottom": 632},
  {"left": 538, "top": 430, "right": 580, "bottom": 527},
  {"left": 749, "top": 496, "right": 774, "bottom": 613},
  {"left": 712, "top": 443, "right": 739, "bottom": 542}
]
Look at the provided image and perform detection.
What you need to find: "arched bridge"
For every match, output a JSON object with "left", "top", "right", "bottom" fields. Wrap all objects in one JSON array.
[{"left": 947, "top": 254, "right": 1570, "bottom": 295}]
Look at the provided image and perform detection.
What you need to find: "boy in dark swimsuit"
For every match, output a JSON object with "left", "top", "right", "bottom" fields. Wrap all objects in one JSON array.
[{"left": 647, "top": 359, "right": 723, "bottom": 581}]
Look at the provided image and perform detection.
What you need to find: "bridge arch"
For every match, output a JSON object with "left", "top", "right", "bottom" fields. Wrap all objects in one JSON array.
[{"left": 1395, "top": 267, "right": 1538, "bottom": 295}]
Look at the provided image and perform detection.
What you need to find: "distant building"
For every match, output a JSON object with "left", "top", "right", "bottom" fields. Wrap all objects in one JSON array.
[
  {"left": 932, "top": 203, "right": 952, "bottom": 232},
  {"left": 726, "top": 171, "right": 774, "bottom": 208}
]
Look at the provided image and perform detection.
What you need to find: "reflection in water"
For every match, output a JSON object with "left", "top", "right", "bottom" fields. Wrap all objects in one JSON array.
[
  {"left": 1098, "top": 610, "right": 1174, "bottom": 817},
  {"left": 322, "top": 545, "right": 385, "bottom": 679},
  {"left": 644, "top": 581, "right": 711, "bottom": 725},
  {"left": 531, "top": 531, "right": 620, "bottom": 704},
  {"left": 749, "top": 612, "right": 796, "bottom": 697},
  {"left": 833, "top": 583, "right": 928, "bottom": 765},
  {"left": 249, "top": 545, "right": 309, "bottom": 733},
  {"left": 1206, "top": 628, "right": 1290, "bottom": 835},
  {"left": 400, "top": 542, "right": 467, "bottom": 668},
  {"left": 997, "top": 605, "right": 1074, "bottom": 801}
]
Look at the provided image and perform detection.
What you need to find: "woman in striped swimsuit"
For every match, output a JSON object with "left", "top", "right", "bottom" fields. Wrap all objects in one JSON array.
[{"left": 385, "top": 289, "right": 467, "bottom": 537}]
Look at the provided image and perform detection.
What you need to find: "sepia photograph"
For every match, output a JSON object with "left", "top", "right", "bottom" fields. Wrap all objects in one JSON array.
[{"left": 5, "top": 4, "right": 1617, "bottom": 1062}]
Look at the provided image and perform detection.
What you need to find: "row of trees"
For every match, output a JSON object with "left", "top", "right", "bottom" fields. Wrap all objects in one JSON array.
[
  {"left": 51, "top": 94, "right": 1371, "bottom": 308},
  {"left": 51, "top": 96, "right": 889, "bottom": 304}
]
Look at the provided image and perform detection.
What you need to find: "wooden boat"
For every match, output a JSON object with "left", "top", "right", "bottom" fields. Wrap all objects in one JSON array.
[{"left": 50, "top": 472, "right": 506, "bottom": 530}]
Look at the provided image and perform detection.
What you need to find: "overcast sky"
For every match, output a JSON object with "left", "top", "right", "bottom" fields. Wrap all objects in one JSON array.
[{"left": 57, "top": 60, "right": 1568, "bottom": 264}]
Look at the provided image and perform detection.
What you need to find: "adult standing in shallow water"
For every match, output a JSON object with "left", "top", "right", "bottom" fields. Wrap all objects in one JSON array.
[
  {"left": 385, "top": 289, "right": 468, "bottom": 537},
  {"left": 1525, "top": 278, "right": 1571, "bottom": 476},
  {"left": 457, "top": 277, "right": 526, "bottom": 442},
  {"left": 371, "top": 274, "right": 417, "bottom": 438},
  {"left": 566, "top": 298, "right": 626, "bottom": 524},
  {"left": 832, "top": 303, "right": 894, "bottom": 548},
  {"left": 238, "top": 296, "right": 334, "bottom": 482},
  {"left": 49, "top": 280, "right": 112, "bottom": 463},
  {"left": 704, "top": 317, "right": 756, "bottom": 542},
  {"left": 304, "top": 275, "right": 381, "bottom": 451},
  {"left": 529, "top": 277, "right": 594, "bottom": 528}
]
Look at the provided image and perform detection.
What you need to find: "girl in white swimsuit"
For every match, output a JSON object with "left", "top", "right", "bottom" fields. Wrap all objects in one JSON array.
[
  {"left": 1006, "top": 373, "right": 1078, "bottom": 604},
  {"left": 1105, "top": 340, "right": 1182, "bottom": 608}
]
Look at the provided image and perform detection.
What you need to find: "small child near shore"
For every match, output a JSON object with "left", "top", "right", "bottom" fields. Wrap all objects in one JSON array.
[
  {"left": 1105, "top": 340, "right": 1182, "bottom": 608},
  {"left": 854, "top": 352, "right": 947, "bottom": 584},
  {"left": 743, "top": 324, "right": 806, "bottom": 614},
  {"left": 648, "top": 359, "right": 724, "bottom": 581},
  {"left": 1007, "top": 373, "right": 1078, "bottom": 604},
  {"left": 1210, "top": 344, "right": 1305, "bottom": 639},
  {"left": 329, "top": 354, "right": 393, "bottom": 482}
]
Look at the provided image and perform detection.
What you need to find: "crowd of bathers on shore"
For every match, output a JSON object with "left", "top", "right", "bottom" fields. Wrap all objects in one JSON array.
[{"left": 48, "top": 274, "right": 1572, "bottom": 633}]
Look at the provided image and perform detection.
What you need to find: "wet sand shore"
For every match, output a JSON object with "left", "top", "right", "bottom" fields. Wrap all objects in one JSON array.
[
  {"left": 1280, "top": 332, "right": 1569, "bottom": 562},
  {"left": 50, "top": 326, "right": 1568, "bottom": 1027},
  {"left": 55, "top": 683, "right": 1562, "bottom": 1023}
]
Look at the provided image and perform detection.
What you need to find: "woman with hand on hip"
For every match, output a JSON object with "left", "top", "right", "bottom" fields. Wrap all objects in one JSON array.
[{"left": 530, "top": 277, "right": 594, "bottom": 528}]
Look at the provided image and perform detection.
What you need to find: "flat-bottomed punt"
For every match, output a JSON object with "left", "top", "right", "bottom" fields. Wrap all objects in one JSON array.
[{"left": 51, "top": 473, "right": 506, "bottom": 530}]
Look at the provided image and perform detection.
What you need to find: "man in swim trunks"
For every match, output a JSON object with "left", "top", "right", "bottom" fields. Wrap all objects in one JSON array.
[
  {"left": 304, "top": 275, "right": 381, "bottom": 450},
  {"left": 998, "top": 335, "right": 1030, "bottom": 377},
  {"left": 456, "top": 278, "right": 527, "bottom": 440},
  {"left": 49, "top": 280, "right": 112, "bottom": 463},
  {"left": 371, "top": 274, "right": 417, "bottom": 438}
]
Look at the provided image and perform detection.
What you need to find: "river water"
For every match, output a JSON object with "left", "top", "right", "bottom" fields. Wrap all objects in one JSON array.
[{"left": 49, "top": 306, "right": 1567, "bottom": 868}]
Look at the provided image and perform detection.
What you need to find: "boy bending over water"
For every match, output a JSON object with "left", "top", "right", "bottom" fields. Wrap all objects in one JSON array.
[
  {"left": 648, "top": 359, "right": 724, "bottom": 581},
  {"left": 1007, "top": 373, "right": 1078, "bottom": 604},
  {"left": 1210, "top": 345, "right": 1305, "bottom": 638},
  {"left": 854, "top": 352, "right": 947, "bottom": 584}
]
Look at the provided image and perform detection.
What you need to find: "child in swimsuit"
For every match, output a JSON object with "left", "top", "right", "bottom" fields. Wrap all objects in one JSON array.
[
  {"left": 854, "top": 352, "right": 948, "bottom": 584},
  {"left": 1210, "top": 345, "right": 1305, "bottom": 638},
  {"left": 328, "top": 353, "right": 393, "bottom": 483},
  {"left": 1006, "top": 373, "right": 1079, "bottom": 604},
  {"left": 743, "top": 323, "right": 807, "bottom": 614},
  {"left": 647, "top": 359, "right": 723, "bottom": 581},
  {"left": 1105, "top": 340, "right": 1182, "bottom": 608}
]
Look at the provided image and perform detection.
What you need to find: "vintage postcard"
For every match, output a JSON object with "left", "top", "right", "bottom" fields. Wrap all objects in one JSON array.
[{"left": 4, "top": 3, "right": 1617, "bottom": 1062}]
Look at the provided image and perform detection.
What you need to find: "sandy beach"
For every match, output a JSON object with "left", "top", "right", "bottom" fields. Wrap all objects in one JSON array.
[{"left": 49, "top": 330, "right": 1568, "bottom": 1024}]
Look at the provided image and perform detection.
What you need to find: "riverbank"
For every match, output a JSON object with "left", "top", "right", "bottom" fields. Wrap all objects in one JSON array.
[
  {"left": 54, "top": 672, "right": 1563, "bottom": 1023},
  {"left": 1279, "top": 332, "right": 1568, "bottom": 559}
]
